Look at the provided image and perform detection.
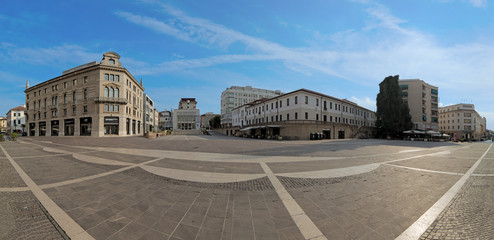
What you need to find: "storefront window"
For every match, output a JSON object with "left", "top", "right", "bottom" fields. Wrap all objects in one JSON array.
[{"left": 80, "top": 117, "right": 92, "bottom": 136}]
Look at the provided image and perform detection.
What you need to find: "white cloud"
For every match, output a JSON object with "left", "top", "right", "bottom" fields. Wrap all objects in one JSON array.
[
  {"left": 468, "top": 0, "right": 487, "bottom": 7},
  {"left": 116, "top": 7, "right": 344, "bottom": 78},
  {"left": 349, "top": 96, "right": 376, "bottom": 111},
  {"left": 0, "top": 44, "right": 99, "bottom": 66},
  {"left": 117, "top": 2, "right": 494, "bottom": 108}
]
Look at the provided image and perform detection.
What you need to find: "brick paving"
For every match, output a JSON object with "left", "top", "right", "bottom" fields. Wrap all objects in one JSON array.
[
  {"left": 420, "top": 176, "right": 494, "bottom": 240},
  {"left": 0, "top": 190, "right": 66, "bottom": 240},
  {"left": 0, "top": 137, "right": 492, "bottom": 240}
]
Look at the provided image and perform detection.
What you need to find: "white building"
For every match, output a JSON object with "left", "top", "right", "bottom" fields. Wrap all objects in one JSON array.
[
  {"left": 231, "top": 89, "right": 376, "bottom": 140},
  {"left": 143, "top": 93, "right": 156, "bottom": 133},
  {"left": 6, "top": 105, "right": 27, "bottom": 133},
  {"left": 221, "top": 86, "right": 282, "bottom": 126},
  {"left": 173, "top": 98, "right": 200, "bottom": 132}
]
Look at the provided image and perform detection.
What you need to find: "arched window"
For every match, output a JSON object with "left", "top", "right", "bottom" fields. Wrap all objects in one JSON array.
[
  {"left": 110, "top": 87, "right": 114, "bottom": 98},
  {"left": 115, "top": 88, "right": 119, "bottom": 98},
  {"left": 104, "top": 87, "right": 109, "bottom": 97},
  {"left": 109, "top": 59, "right": 115, "bottom": 64}
]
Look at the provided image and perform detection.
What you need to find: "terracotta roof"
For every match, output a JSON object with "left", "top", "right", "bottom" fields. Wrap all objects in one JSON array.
[{"left": 10, "top": 105, "right": 26, "bottom": 111}]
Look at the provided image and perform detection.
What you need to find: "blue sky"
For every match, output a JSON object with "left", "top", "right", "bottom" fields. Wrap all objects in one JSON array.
[{"left": 1, "top": 0, "right": 493, "bottom": 128}]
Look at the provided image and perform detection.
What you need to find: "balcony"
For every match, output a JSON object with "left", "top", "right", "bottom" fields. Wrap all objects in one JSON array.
[
  {"left": 431, "top": 104, "right": 438, "bottom": 111},
  {"left": 94, "top": 97, "right": 128, "bottom": 104}
]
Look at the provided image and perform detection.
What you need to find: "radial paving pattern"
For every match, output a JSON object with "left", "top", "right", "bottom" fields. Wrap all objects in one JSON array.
[{"left": 0, "top": 136, "right": 492, "bottom": 240}]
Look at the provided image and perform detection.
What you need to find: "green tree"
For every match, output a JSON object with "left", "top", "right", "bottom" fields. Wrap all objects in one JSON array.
[
  {"left": 375, "top": 75, "right": 413, "bottom": 138},
  {"left": 209, "top": 115, "right": 221, "bottom": 129}
]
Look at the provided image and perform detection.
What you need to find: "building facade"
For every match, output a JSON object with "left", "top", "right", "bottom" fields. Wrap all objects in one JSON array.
[
  {"left": 221, "top": 86, "right": 282, "bottom": 126},
  {"left": 143, "top": 93, "right": 156, "bottom": 133},
  {"left": 200, "top": 112, "right": 216, "bottom": 129},
  {"left": 231, "top": 89, "right": 376, "bottom": 140},
  {"left": 6, "top": 105, "right": 26, "bottom": 133},
  {"left": 399, "top": 79, "right": 439, "bottom": 131},
  {"left": 173, "top": 98, "right": 200, "bottom": 131},
  {"left": 0, "top": 116, "right": 7, "bottom": 133},
  {"left": 439, "top": 103, "right": 487, "bottom": 141},
  {"left": 24, "top": 52, "right": 145, "bottom": 137},
  {"left": 159, "top": 110, "right": 173, "bottom": 130}
]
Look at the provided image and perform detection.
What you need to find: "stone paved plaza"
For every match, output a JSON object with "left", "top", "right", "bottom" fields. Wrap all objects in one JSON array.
[{"left": 0, "top": 134, "right": 492, "bottom": 240}]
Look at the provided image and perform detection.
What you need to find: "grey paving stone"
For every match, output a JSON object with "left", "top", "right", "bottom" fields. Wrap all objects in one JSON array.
[
  {"left": 15, "top": 155, "right": 121, "bottom": 185},
  {"left": 170, "top": 223, "right": 200, "bottom": 240},
  {"left": 117, "top": 221, "right": 151, "bottom": 240},
  {"left": 86, "top": 221, "right": 117, "bottom": 239}
]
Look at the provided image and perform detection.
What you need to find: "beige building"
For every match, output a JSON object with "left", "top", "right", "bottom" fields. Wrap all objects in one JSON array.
[
  {"left": 0, "top": 116, "right": 7, "bottom": 133},
  {"left": 399, "top": 79, "right": 439, "bottom": 131},
  {"left": 173, "top": 98, "right": 200, "bottom": 132},
  {"left": 24, "top": 52, "right": 145, "bottom": 137},
  {"left": 231, "top": 89, "right": 376, "bottom": 140},
  {"left": 6, "top": 105, "right": 26, "bottom": 133},
  {"left": 221, "top": 86, "right": 282, "bottom": 126},
  {"left": 200, "top": 112, "right": 217, "bottom": 129},
  {"left": 439, "top": 103, "right": 487, "bottom": 141}
]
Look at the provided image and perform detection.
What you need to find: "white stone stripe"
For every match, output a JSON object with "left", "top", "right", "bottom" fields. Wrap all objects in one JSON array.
[
  {"left": 0, "top": 144, "right": 94, "bottom": 240},
  {"left": 276, "top": 163, "right": 380, "bottom": 179},
  {"left": 140, "top": 165, "right": 265, "bottom": 183},
  {"left": 72, "top": 153, "right": 133, "bottom": 166},
  {"left": 471, "top": 173, "right": 494, "bottom": 177},
  {"left": 260, "top": 162, "right": 327, "bottom": 240},
  {"left": 383, "top": 164, "right": 464, "bottom": 176},
  {"left": 396, "top": 143, "right": 493, "bottom": 240}
]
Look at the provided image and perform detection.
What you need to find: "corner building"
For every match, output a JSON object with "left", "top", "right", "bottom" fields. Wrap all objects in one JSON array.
[
  {"left": 439, "top": 103, "right": 487, "bottom": 141},
  {"left": 24, "top": 52, "right": 145, "bottom": 137}
]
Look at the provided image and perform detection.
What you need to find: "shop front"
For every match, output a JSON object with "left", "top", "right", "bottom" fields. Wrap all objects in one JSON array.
[
  {"left": 64, "top": 119, "right": 75, "bottom": 136},
  {"left": 104, "top": 116, "right": 119, "bottom": 135},
  {"left": 80, "top": 117, "right": 92, "bottom": 136},
  {"left": 39, "top": 122, "right": 46, "bottom": 136},
  {"left": 51, "top": 120, "right": 59, "bottom": 136},
  {"left": 29, "top": 123, "right": 35, "bottom": 136}
]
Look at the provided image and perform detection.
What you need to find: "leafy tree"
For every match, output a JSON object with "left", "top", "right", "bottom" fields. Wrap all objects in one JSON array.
[
  {"left": 209, "top": 115, "right": 221, "bottom": 129},
  {"left": 375, "top": 75, "right": 413, "bottom": 138}
]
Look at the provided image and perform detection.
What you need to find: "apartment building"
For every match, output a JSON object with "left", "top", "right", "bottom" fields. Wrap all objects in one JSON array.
[
  {"left": 6, "top": 105, "right": 26, "bottom": 133},
  {"left": 24, "top": 52, "right": 145, "bottom": 137},
  {"left": 159, "top": 110, "right": 173, "bottom": 130},
  {"left": 0, "top": 116, "right": 7, "bottom": 133},
  {"left": 439, "top": 103, "right": 487, "bottom": 141},
  {"left": 399, "top": 79, "right": 439, "bottom": 131},
  {"left": 143, "top": 93, "right": 156, "bottom": 133},
  {"left": 231, "top": 89, "right": 376, "bottom": 140},
  {"left": 173, "top": 98, "right": 200, "bottom": 131},
  {"left": 221, "top": 86, "right": 282, "bottom": 126}
]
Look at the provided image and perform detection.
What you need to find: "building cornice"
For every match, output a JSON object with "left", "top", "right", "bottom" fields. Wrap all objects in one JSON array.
[{"left": 25, "top": 64, "right": 144, "bottom": 93}]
